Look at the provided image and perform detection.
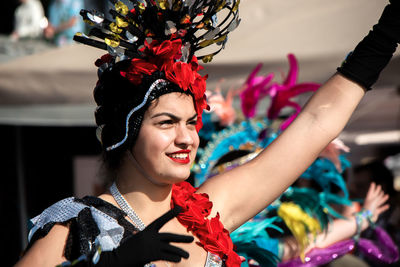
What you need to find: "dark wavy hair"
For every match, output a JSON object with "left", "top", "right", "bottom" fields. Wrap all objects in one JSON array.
[{"left": 93, "top": 60, "right": 193, "bottom": 176}]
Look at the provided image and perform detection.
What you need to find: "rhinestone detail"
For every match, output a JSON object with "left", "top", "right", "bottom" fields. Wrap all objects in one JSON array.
[
  {"left": 106, "top": 79, "right": 168, "bottom": 151},
  {"left": 110, "top": 182, "right": 146, "bottom": 231}
]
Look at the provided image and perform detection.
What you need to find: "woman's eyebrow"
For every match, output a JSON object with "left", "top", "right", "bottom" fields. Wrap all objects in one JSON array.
[
  {"left": 188, "top": 114, "right": 197, "bottom": 121},
  {"left": 151, "top": 112, "right": 197, "bottom": 121},
  {"left": 151, "top": 112, "right": 180, "bottom": 120}
]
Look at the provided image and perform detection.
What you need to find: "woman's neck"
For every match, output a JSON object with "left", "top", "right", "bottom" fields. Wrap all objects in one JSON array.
[{"left": 114, "top": 158, "right": 174, "bottom": 225}]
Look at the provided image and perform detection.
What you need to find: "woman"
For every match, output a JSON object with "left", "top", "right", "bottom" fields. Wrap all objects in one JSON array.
[{"left": 15, "top": 0, "right": 399, "bottom": 266}]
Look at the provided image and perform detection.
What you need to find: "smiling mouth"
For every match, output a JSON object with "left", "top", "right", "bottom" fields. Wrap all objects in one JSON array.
[{"left": 167, "top": 151, "right": 190, "bottom": 164}]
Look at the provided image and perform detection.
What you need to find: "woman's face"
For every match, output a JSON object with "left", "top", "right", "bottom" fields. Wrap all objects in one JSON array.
[{"left": 132, "top": 92, "right": 199, "bottom": 184}]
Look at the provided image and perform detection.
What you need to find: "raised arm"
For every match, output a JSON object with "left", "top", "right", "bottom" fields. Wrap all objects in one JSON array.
[
  {"left": 198, "top": 0, "right": 399, "bottom": 232},
  {"left": 200, "top": 74, "right": 364, "bottom": 230}
]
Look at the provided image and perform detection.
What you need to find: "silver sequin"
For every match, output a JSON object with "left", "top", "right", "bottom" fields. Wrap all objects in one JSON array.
[
  {"left": 29, "top": 197, "right": 124, "bottom": 252},
  {"left": 105, "top": 79, "right": 168, "bottom": 151}
]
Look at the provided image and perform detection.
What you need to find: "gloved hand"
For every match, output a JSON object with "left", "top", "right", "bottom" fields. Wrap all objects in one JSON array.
[
  {"left": 337, "top": 0, "right": 400, "bottom": 90},
  {"left": 79, "top": 205, "right": 194, "bottom": 267}
]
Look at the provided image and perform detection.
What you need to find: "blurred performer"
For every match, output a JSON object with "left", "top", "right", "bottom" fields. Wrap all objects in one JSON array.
[
  {"left": 44, "top": 0, "right": 84, "bottom": 46},
  {"left": 11, "top": 0, "right": 45, "bottom": 41}
]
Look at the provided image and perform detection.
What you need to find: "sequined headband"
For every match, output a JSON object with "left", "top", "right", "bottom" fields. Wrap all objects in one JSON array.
[{"left": 103, "top": 78, "right": 168, "bottom": 151}]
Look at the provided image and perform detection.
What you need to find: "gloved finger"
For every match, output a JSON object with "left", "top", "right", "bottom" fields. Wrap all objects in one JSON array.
[
  {"left": 162, "top": 244, "right": 190, "bottom": 259},
  {"left": 147, "top": 206, "right": 182, "bottom": 231},
  {"left": 159, "top": 252, "right": 183, "bottom": 263},
  {"left": 159, "top": 233, "right": 194, "bottom": 243}
]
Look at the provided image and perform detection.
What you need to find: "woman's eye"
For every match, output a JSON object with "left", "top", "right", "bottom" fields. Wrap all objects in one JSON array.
[
  {"left": 188, "top": 120, "right": 197, "bottom": 125},
  {"left": 159, "top": 120, "right": 174, "bottom": 125}
]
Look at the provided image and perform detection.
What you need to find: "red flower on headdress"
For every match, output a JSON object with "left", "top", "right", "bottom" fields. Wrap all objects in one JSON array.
[
  {"left": 145, "top": 39, "right": 182, "bottom": 61},
  {"left": 95, "top": 54, "right": 114, "bottom": 67},
  {"left": 165, "top": 61, "right": 195, "bottom": 90},
  {"left": 119, "top": 38, "right": 209, "bottom": 130},
  {"left": 192, "top": 72, "right": 209, "bottom": 131},
  {"left": 120, "top": 58, "right": 158, "bottom": 85}
]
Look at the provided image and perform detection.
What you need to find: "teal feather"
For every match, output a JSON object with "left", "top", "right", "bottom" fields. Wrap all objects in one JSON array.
[
  {"left": 301, "top": 157, "right": 349, "bottom": 198},
  {"left": 198, "top": 112, "right": 215, "bottom": 141},
  {"left": 236, "top": 241, "right": 280, "bottom": 267},
  {"left": 319, "top": 192, "right": 352, "bottom": 219},
  {"left": 231, "top": 217, "right": 283, "bottom": 242},
  {"left": 283, "top": 187, "right": 330, "bottom": 231},
  {"left": 231, "top": 217, "right": 282, "bottom": 266}
]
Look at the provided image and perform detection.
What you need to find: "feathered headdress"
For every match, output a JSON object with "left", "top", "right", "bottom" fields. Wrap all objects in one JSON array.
[
  {"left": 74, "top": 0, "right": 240, "bottom": 65},
  {"left": 74, "top": 0, "right": 241, "bottom": 150}
]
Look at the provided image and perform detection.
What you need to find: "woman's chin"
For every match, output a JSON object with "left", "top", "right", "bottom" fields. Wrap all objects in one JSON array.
[
  {"left": 143, "top": 169, "right": 190, "bottom": 187},
  {"left": 171, "top": 175, "right": 190, "bottom": 184},
  {"left": 162, "top": 172, "right": 190, "bottom": 185}
]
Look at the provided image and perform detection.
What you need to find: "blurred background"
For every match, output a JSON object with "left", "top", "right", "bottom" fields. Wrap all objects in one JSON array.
[{"left": 1, "top": 0, "right": 399, "bottom": 265}]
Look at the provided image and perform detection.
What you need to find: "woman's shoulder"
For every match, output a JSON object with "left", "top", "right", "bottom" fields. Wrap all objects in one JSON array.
[
  {"left": 29, "top": 197, "right": 121, "bottom": 236},
  {"left": 27, "top": 196, "right": 136, "bottom": 260}
]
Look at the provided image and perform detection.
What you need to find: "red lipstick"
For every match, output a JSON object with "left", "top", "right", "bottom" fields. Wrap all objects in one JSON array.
[{"left": 167, "top": 150, "right": 191, "bottom": 164}]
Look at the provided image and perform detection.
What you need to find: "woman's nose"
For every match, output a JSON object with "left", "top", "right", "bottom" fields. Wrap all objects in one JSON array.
[{"left": 175, "top": 124, "right": 194, "bottom": 146}]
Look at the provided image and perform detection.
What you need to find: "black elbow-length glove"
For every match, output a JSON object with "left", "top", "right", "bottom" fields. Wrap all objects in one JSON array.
[
  {"left": 337, "top": 0, "right": 400, "bottom": 90},
  {"left": 73, "top": 206, "right": 194, "bottom": 267}
]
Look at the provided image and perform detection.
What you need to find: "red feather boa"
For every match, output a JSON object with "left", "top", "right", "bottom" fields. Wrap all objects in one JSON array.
[{"left": 171, "top": 181, "right": 242, "bottom": 267}]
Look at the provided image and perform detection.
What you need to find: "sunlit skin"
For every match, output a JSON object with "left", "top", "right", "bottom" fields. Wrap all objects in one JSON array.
[{"left": 132, "top": 92, "right": 200, "bottom": 185}]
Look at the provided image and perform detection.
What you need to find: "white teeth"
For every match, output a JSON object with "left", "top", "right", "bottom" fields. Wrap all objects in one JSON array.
[{"left": 169, "top": 153, "right": 188, "bottom": 159}]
